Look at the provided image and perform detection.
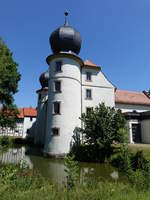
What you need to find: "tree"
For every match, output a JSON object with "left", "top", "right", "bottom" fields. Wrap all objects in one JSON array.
[
  {"left": 78, "top": 103, "right": 127, "bottom": 160},
  {"left": 0, "top": 37, "right": 21, "bottom": 130}
]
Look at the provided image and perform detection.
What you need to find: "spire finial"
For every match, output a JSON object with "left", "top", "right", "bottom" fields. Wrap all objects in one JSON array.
[{"left": 64, "top": 11, "right": 69, "bottom": 26}]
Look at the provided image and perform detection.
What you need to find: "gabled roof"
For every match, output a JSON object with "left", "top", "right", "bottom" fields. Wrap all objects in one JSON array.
[
  {"left": 84, "top": 59, "right": 101, "bottom": 70},
  {"left": 115, "top": 89, "right": 150, "bottom": 106},
  {"left": 18, "top": 108, "right": 37, "bottom": 118}
]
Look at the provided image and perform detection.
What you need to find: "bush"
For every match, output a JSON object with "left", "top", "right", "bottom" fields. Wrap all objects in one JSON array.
[
  {"left": 64, "top": 156, "right": 79, "bottom": 189},
  {"left": 112, "top": 147, "right": 150, "bottom": 191},
  {"left": 70, "top": 144, "right": 113, "bottom": 163},
  {"left": 0, "top": 135, "right": 10, "bottom": 147},
  {"left": 111, "top": 143, "right": 132, "bottom": 172},
  {"left": 75, "top": 103, "right": 127, "bottom": 162}
]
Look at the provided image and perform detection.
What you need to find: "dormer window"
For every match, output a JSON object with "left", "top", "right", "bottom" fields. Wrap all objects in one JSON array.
[
  {"left": 55, "top": 61, "right": 62, "bottom": 72},
  {"left": 86, "top": 72, "right": 92, "bottom": 81}
]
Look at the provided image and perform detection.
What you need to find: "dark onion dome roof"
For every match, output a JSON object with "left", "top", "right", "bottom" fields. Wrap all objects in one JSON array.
[
  {"left": 50, "top": 11, "right": 82, "bottom": 55},
  {"left": 39, "top": 71, "right": 49, "bottom": 88}
]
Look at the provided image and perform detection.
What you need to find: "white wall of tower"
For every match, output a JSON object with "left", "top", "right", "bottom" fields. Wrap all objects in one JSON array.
[
  {"left": 44, "top": 57, "right": 82, "bottom": 156},
  {"left": 34, "top": 90, "right": 48, "bottom": 145}
]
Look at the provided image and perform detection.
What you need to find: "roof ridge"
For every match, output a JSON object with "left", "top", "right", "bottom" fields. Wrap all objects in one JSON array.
[{"left": 116, "top": 89, "right": 143, "bottom": 94}]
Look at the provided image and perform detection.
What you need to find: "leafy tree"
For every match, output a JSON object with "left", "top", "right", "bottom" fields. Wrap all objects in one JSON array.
[
  {"left": 79, "top": 103, "right": 126, "bottom": 151},
  {"left": 0, "top": 37, "right": 21, "bottom": 130},
  {"left": 0, "top": 37, "right": 20, "bottom": 106},
  {"left": 0, "top": 105, "right": 19, "bottom": 133}
]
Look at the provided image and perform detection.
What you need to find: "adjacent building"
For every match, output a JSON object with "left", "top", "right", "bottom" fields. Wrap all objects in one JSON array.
[{"left": 0, "top": 108, "right": 37, "bottom": 138}]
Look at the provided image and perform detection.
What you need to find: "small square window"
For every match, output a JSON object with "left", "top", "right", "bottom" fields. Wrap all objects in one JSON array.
[
  {"left": 53, "top": 102, "right": 61, "bottom": 114},
  {"left": 55, "top": 61, "right": 62, "bottom": 72},
  {"left": 86, "top": 107, "right": 93, "bottom": 114},
  {"left": 86, "top": 72, "right": 92, "bottom": 81},
  {"left": 52, "top": 128, "right": 59, "bottom": 136},
  {"left": 54, "top": 81, "right": 61, "bottom": 92},
  {"left": 86, "top": 89, "right": 92, "bottom": 99}
]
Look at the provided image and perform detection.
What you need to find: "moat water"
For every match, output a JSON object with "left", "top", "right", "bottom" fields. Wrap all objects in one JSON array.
[{"left": 0, "top": 146, "right": 124, "bottom": 184}]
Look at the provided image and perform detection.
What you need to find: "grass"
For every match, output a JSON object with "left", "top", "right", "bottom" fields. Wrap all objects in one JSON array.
[
  {"left": 1, "top": 142, "right": 150, "bottom": 199},
  {"left": 129, "top": 143, "right": 150, "bottom": 160},
  {"left": 1, "top": 178, "right": 150, "bottom": 200},
  {"left": 0, "top": 161, "right": 150, "bottom": 200}
]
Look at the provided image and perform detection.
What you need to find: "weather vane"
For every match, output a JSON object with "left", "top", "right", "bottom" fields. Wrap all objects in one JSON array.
[{"left": 64, "top": 10, "right": 69, "bottom": 26}]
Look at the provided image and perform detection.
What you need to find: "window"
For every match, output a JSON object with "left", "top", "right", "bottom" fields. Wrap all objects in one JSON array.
[
  {"left": 86, "top": 89, "right": 92, "bottom": 99},
  {"left": 52, "top": 128, "right": 59, "bottom": 136},
  {"left": 55, "top": 61, "right": 62, "bottom": 72},
  {"left": 86, "top": 72, "right": 92, "bottom": 81},
  {"left": 53, "top": 102, "right": 61, "bottom": 114},
  {"left": 86, "top": 107, "right": 93, "bottom": 114},
  {"left": 30, "top": 117, "right": 33, "bottom": 121},
  {"left": 54, "top": 81, "right": 61, "bottom": 92}
]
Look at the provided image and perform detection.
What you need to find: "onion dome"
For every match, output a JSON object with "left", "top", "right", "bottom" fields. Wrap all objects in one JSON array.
[
  {"left": 50, "top": 11, "right": 82, "bottom": 55},
  {"left": 39, "top": 71, "right": 49, "bottom": 88}
]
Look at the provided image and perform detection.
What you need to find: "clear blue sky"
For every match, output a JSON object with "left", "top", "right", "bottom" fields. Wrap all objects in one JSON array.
[{"left": 1, "top": 0, "right": 150, "bottom": 108}]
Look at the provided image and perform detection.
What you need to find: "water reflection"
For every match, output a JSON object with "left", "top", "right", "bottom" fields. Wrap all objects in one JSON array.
[
  {"left": 0, "top": 146, "right": 121, "bottom": 184},
  {"left": 0, "top": 147, "right": 32, "bottom": 168}
]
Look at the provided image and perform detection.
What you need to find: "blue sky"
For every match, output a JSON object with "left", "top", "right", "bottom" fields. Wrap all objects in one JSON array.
[{"left": 1, "top": 0, "right": 150, "bottom": 108}]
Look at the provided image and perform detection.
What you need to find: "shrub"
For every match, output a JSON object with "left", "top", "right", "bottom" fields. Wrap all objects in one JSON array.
[
  {"left": 70, "top": 144, "right": 112, "bottom": 163},
  {"left": 76, "top": 103, "right": 126, "bottom": 162},
  {"left": 111, "top": 143, "right": 132, "bottom": 172},
  {"left": 64, "top": 156, "right": 79, "bottom": 189},
  {"left": 0, "top": 135, "right": 10, "bottom": 147}
]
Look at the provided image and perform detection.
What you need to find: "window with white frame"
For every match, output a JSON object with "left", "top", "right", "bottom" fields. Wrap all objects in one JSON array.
[
  {"left": 54, "top": 81, "right": 61, "bottom": 92},
  {"left": 86, "top": 107, "right": 93, "bottom": 114},
  {"left": 53, "top": 102, "right": 61, "bottom": 114},
  {"left": 86, "top": 89, "right": 92, "bottom": 99},
  {"left": 86, "top": 72, "right": 92, "bottom": 81},
  {"left": 55, "top": 61, "right": 62, "bottom": 72},
  {"left": 52, "top": 128, "right": 60, "bottom": 136}
]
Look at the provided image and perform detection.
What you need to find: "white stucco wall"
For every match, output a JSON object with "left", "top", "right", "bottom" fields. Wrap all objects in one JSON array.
[
  {"left": 23, "top": 117, "right": 36, "bottom": 138},
  {"left": 34, "top": 90, "right": 48, "bottom": 145},
  {"left": 44, "top": 57, "right": 82, "bottom": 155},
  {"left": 141, "top": 119, "right": 150, "bottom": 143},
  {"left": 115, "top": 103, "right": 150, "bottom": 113},
  {"left": 82, "top": 68, "right": 115, "bottom": 113}
]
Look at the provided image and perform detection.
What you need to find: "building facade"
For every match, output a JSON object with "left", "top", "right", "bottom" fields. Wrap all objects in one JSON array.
[
  {"left": 30, "top": 13, "right": 150, "bottom": 156},
  {"left": 0, "top": 108, "right": 37, "bottom": 138}
]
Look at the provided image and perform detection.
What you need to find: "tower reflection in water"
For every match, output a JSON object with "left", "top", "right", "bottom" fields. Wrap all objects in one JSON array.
[{"left": 0, "top": 146, "right": 119, "bottom": 184}]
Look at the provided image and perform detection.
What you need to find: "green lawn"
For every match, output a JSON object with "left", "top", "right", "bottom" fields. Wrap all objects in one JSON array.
[{"left": 129, "top": 143, "right": 150, "bottom": 160}]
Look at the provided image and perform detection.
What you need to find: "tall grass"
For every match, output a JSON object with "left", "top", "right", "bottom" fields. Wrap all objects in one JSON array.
[{"left": 0, "top": 162, "right": 150, "bottom": 200}]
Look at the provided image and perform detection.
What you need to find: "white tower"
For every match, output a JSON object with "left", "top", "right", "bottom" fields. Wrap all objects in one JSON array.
[
  {"left": 34, "top": 71, "right": 49, "bottom": 146},
  {"left": 44, "top": 12, "right": 83, "bottom": 156}
]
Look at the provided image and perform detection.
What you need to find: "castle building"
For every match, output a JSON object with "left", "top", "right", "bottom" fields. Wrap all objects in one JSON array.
[{"left": 33, "top": 12, "right": 150, "bottom": 156}]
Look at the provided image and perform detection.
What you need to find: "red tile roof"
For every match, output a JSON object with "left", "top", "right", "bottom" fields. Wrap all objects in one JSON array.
[
  {"left": 84, "top": 59, "right": 101, "bottom": 70},
  {"left": 17, "top": 108, "right": 37, "bottom": 118},
  {"left": 115, "top": 90, "right": 150, "bottom": 106},
  {"left": 84, "top": 59, "right": 98, "bottom": 67}
]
